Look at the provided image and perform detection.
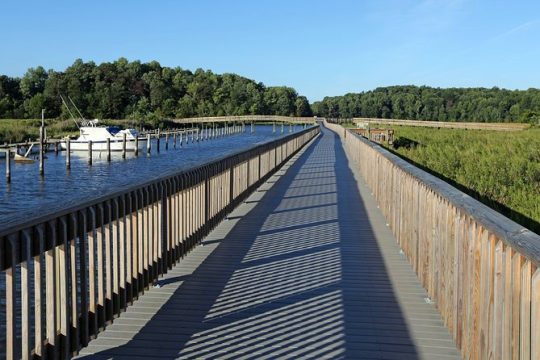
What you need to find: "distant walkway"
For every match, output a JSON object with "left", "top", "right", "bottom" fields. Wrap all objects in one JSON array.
[{"left": 76, "top": 126, "right": 461, "bottom": 359}]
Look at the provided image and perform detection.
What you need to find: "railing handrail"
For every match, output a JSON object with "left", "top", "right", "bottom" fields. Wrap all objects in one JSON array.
[
  {"left": 345, "top": 128, "right": 540, "bottom": 266},
  {"left": 0, "top": 126, "right": 317, "bottom": 251},
  {"left": 171, "top": 115, "right": 317, "bottom": 124},
  {"left": 346, "top": 129, "right": 540, "bottom": 267}
]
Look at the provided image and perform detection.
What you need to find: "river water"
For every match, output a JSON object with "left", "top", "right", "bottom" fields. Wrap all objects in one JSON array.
[{"left": 0, "top": 125, "right": 300, "bottom": 232}]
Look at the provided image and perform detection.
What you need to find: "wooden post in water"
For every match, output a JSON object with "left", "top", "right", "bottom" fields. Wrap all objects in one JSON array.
[
  {"left": 173, "top": 133, "right": 177, "bottom": 149},
  {"left": 106, "top": 138, "right": 111, "bottom": 162},
  {"left": 251, "top": 121, "right": 254, "bottom": 133},
  {"left": 196, "top": 128, "right": 199, "bottom": 142},
  {"left": 165, "top": 133, "right": 169, "bottom": 150},
  {"left": 6, "top": 150, "right": 11, "bottom": 183},
  {"left": 88, "top": 140, "right": 93, "bottom": 165},
  {"left": 180, "top": 132, "right": 183, "bottom": 147},
  {"left": 39, "top": 126, "right": 44, "bottom": 176},
  {"left": 122, "top": 133, "right": 127, "bottom": 159},
  {"left": 147, "top": 134, "right": 151, "bottom": 154},
  {"left": 134, "top": 136, "right": 139, "bottom": 156},
  {"left": 66, "top": 139, "right": 71, "bottom": 169},
  {"left": 156, "top": 129, "right": 161, "bottom": 153},
  {"left": 54, "top": 141, "right": 59, "bottom": 155}
]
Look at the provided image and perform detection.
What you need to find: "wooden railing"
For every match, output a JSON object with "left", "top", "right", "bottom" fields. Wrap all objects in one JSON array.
[
  {"left": 324, "top": 120, "right": 540, "bottom": 360},
  {"left": 171, "top": 115, "right": 317, "bottom": 124},
  {"left": 0, "top": 126, "right": 320, "bottom": 359},
  {"left": 326, "top": 117, "right": 530, "bottom": 131}
]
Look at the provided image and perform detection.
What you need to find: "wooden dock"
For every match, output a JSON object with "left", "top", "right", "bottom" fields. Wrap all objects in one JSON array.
[{"left": 75, "top": 127, "right": 461, "bottom": 359}]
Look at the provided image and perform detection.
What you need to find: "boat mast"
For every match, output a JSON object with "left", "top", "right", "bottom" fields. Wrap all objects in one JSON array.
[{"left": 60, "top": 95, "right": 81, "bottom": 130}]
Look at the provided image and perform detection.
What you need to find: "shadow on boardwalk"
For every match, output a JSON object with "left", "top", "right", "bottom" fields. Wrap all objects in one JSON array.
[{"left": 78, "top": 127, "right": 457, "bottom": 359}]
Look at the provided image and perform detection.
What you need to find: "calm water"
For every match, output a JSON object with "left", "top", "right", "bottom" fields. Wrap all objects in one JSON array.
[{"left": 0, "top": 125, "right": 302, "bottom": 231}]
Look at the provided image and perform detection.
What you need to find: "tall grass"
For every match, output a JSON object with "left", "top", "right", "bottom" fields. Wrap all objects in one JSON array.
[{"left": 386, "top": 125, "right": 540, "bottom": 234}]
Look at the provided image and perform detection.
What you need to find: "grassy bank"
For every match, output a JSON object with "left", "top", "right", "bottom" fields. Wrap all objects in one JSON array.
[{"left": 366, "top": 124, "right": 540, "bottom": 234}]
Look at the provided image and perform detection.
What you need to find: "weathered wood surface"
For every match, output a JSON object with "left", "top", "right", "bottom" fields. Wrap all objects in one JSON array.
[
  {"left": 172, "top": 115, "right": 316, "bottom": 124},
  {"left": 349, "top": 117, "right": 530, "bottom": 131},
  {"left": 325, "top": 119, "right": 540, "bottom": 360},
  {"left": 75, "top": 126, "right": 460, "bottom": 359}
]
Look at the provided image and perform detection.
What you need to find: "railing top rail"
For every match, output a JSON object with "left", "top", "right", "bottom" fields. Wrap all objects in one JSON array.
[
  {"left": 171, "top": 115, "right": 317, "bottom": 124},
  {"left": 345, "top": 127, "right": 540, "bottom": 266},
  {"left": 0, "top": 125, "right": 319, "bottom": 239}
]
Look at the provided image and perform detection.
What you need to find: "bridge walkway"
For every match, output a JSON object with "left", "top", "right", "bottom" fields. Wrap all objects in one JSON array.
[{"left": 76, "top": 126, "right": 461, "bottom": 359}]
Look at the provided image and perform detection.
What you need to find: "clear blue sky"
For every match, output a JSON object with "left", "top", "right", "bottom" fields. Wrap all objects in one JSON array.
[{"left": 1, "top": 0, "right": 539, "bottom": 101}]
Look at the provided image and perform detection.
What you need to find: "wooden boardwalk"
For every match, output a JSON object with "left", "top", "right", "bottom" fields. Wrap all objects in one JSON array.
[{"left": 76, "top": 126, "right": 461, "bottom": 359}]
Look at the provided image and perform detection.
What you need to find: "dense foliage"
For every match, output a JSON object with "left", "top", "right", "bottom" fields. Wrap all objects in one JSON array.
[
  {"left": 0, "top": 58, "right": 312, "bottom": 122},
  {"left": 313, "top": 86, "right": 540, "bottom": 123},
  {"left": 385, "top": 126, "right": 540, "bottom": 234}
]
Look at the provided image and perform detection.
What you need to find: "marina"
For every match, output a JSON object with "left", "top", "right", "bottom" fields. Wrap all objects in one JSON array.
[{"left": 0, "top": 124, "right": 301, "bottom": 232}]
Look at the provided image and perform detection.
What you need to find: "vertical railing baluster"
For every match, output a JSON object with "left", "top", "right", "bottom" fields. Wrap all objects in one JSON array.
[
  {"left": 118, "top": 196, "right": 126, "bottom": 310},
  {"left": 112, "top": 198, "right": 120, "bottom": 317},
  {"left": 96, "top": 203, "right": 106, "bottom": 329},
  {"left": 34, "top": 225, "right": 45, "bottom": 358},
  {"left": 127, "top": 193, "right": 134, "bottom": 304},
  {"left": 88, "top": 206, "right": 98, "bottom": 338},
  {"left": 78, "top": 210, "right": 89, "bottom": 347},
  {"left": 58, "top": 216, "right": 71, "bottom": 358},
  {"left": 21, "top": 230, "right": 32, "bottom": 360},
  {"left": 68, "top": 213, "right": 79, "bottom": 353},
  {"left": 6, "top": 234, "right": 18, "bottom": 360},
  {"left": 104, "top": 200, "right": 113, "bottom": 322},
  {"left": 45, "top": 220, "right": 58, "bottom": 359}
]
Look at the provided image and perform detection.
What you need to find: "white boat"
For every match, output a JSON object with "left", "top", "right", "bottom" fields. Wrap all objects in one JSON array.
[{"left": 60, "top": 119, "right": 140, "bottom": 152}]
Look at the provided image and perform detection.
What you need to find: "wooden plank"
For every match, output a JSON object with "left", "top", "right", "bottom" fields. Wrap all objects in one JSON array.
[
  {"left": 502, "top": 245, "right": 514, "bottom": 359},
  {"left": 6, "top": 234, "right": 18, "bottom": 360},
  {"left": 88, "top": 207, "right": 98, "bottom": 337},
  {"left": 69, "top": 213, "right": 79, "bottom": 353},
  {"left": 78, "top": 210, "right": 89, "bottom": 348},
  {"left": 520, "top": 260, "right": 532, "bottom": 360},
  {"left": 96, "top": 203, "right": 106, "bottom": 329},
  {"left": 59, "top": 217, "right": 71, "bottom": 358},
  {"left": 45, "top": 221, "right": 57, "bottom": 359},
  {"left": 512, "top": 253, "right": 523, "bottom": 360},
  {"left": 493, "top": 239, "right": 504, "bottom": 360},
  {"left": 34, "top": 225, "right": 45, "bottom": 358},
  {"left": 21, "top": 230, "right": 32, "bottom": 360},
  {"left": 112, "top": 198, "right": 120, "bottom": 316},
  {"left": 531, "top": 269, "right": 540, "bottom": 360}
]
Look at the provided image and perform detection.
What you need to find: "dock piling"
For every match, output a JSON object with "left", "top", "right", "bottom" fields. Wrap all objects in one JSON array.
[
  {"left": 39, "top": 126, "right": 44, "bottom": 176},
  {"left": 165, "top": 134, "right": 169, "bottom": 149},
  {"left": 88, "top": 140, "right": 93, "bottom": 165},
  {"left": 173, "top": 133, "right": 177, "bottom": 149},
  {"left": 156, "top": 129, "right": 161, "bottom": 153},
  {"left": 147, "top": 134, "right": 151, "bottom": 154},
  {"left": 135, "top": 136, "right": 139, "bottom": 156},
  {"left": 107, "top": 138, "right": 111, "bottom": 162},
  {"left": 66, "top": 140, "right": 71, "bottom": 169},
  {"left": 122, "top": 133, "right": 126, "bottom": 159},
  {"left": 6, "top": 150, "right": 11, "bottom": 183}
]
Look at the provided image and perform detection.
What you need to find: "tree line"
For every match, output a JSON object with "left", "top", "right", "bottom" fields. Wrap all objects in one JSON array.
[
  {"left": 312, "top": 85, "right": 540, "bottom": 123},
  {"left": 2, "top": 60, "right": 540, "bottom": 124},
  {"left": 0, "top": 58, "right": 312, "bottom": 123}
]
